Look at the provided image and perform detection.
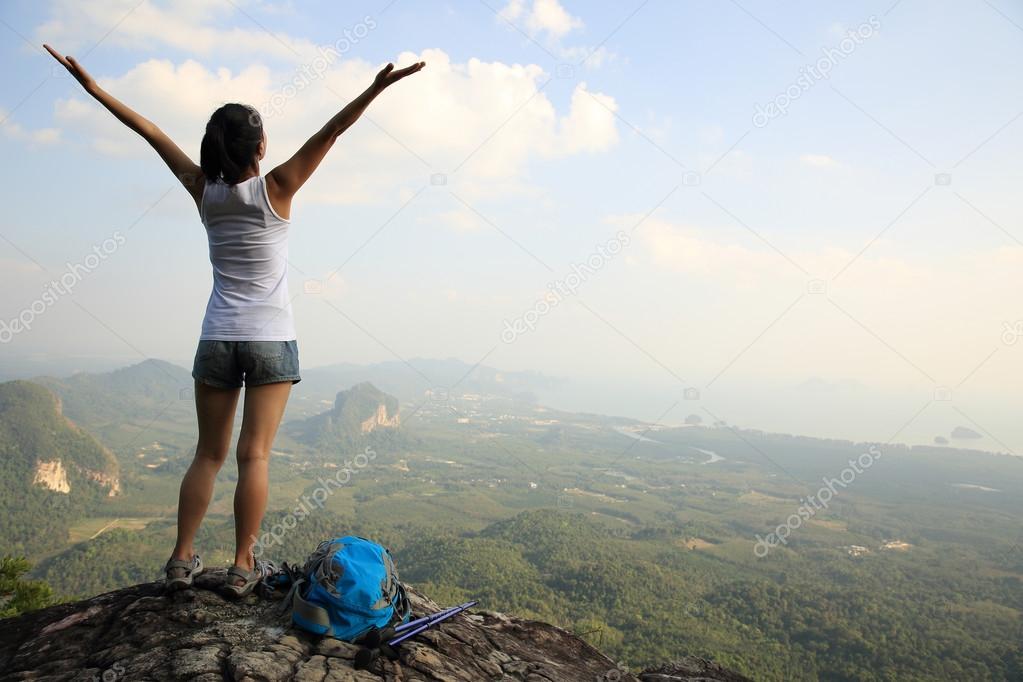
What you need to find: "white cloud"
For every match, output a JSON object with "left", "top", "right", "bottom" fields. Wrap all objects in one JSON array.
[
  {"left": 0, "top": 108, "right": 61, "bottom": 145},
  {"left": 558, "top": 44, "right": 614, "bottom": 68},
  {"left": 630, "top": 215, "right": 936, "bottom": 289},
  {"left": 629, "top": 216, "right": 802, "bottom": 289},
  {"left": 697, "top": 148, "right": 754, "bottom": 178},
  {"left": 500, "top": 0, "right": 582, "bottom": 40},
  {"left": 36, "top": 0, "right": 319, "bottom": 61},
  {"left": 627, "top": 214, "right": 1023, "bottom": 387},
  {"left": 801, "top": 153, "right": 839, "bottom": 168},
  {"left": 436, "top": 207, "right": 485, "bottom": 232},
  {"left": 51, "top": 49, "right": 619, "bottom": 203},
  {"left": 524, "top": 0, "right": 583, "bottom": 40},
  {"left": 37, "top": 1, "right": 620, "bottom": 197},
  {"left": 554, "top": 83, "right": 619, "bottom": 155},
  {"left": 55, "top": 59, "right": 273, "bottom": 156},
  {"left": 499, "top": 0, "right": 526, "bottom": 22},
  {"left": 497, "top": 0, "right": 615, "bottom": 67}
]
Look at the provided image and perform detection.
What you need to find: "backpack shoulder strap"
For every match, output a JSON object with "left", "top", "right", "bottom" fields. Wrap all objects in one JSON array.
[
  {"left": 389, "top": 582, "right": 412, "bottom": 626},
  {"left": 286, "top": 578, "right": 333, "bottom": 635}
]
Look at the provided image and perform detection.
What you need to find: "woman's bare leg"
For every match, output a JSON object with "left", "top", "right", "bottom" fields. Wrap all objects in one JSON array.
[
  {"left": 232, "top": 380, "right": 292, "bottom": 577},
  {"left": 172, "top": 381, "right": 241, "bottom": 561}
]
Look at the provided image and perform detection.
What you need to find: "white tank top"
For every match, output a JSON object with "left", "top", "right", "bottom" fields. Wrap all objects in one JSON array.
[{"left": 198, "top": 175, "right": 296, "bottom": 341}]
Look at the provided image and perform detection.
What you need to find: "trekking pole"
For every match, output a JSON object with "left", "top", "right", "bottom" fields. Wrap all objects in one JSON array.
[
  {"left": 393, "top": 601, "right": 475, "bottom": 634},
  {"left": 354, "top": 601, "right": 478, "bottom": 669},
  {"left": 359, "top": 602, "right": 470, "bottom": 649},
  {"left": 356, "top": 609, "right": 460, "bottom": 650},
  {"left": 388, "top": 600, "right": 478, "bottom": 645}
]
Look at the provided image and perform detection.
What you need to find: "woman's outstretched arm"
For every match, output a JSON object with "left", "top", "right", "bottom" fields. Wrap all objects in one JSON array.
[
  {"left": 44, "top": 44, "right": 205, "bottom": 210},
  {"left": 266, "top": 60, "right": 425, "bottom": 217}
]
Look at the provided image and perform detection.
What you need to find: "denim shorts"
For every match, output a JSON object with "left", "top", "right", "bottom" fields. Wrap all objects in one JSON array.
[{"left": 191, "top": 340, "right": 301, "bottom": 388}]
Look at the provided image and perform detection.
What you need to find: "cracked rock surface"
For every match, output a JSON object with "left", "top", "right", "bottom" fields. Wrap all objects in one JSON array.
[{"left": 0, "top": 572, "right": 751, "bottom": 682}]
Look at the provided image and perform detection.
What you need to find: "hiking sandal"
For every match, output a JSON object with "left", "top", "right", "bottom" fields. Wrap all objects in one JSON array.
[
  {"left": 222, "top": 559, "right": 275, "bottom": 599},
  {"left": 164, "top": 554, "right": 204, "bottom": 591}
]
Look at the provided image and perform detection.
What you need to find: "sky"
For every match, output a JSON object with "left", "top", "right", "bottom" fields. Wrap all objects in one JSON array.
[{"left": 1, "top": 0, "right": 1022, "bottom": 453}]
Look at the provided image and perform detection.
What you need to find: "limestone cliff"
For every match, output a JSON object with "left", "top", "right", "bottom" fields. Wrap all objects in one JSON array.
[
  {"left": 31, "top": 460, "right": 71, "bottom": 494},
  {"left": 361, "top": 403, "right": 400, "bottom": 434}
]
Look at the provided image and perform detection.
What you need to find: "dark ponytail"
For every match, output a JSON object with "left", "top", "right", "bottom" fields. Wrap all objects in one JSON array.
[{"left": 200, "top": 103, "right": 263, "bottom": 185}]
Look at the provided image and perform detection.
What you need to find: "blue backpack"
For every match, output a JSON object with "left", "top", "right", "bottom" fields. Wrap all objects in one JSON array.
[{"left": 288, "top": 536, "right": 411, "bottom": 641}]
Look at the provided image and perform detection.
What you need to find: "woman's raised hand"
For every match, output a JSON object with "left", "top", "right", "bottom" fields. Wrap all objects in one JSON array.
[
  {"left": 373, "top": 61, "right": 426, "bottom": 91},
  {"left": 42, "top": 43, "right": 205, "bottom": 209},
  {"left": 44, "top": 44, "right": 96, "bottom": 91}
]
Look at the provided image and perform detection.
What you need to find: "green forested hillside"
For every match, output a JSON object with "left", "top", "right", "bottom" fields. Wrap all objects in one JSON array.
[
  {"left": 0, "top": 381, "right": 119, "bottom": 556},
  {"left": 32, "top": 360, "right": 196, "bottom": 453},
  {"left": 34, "top": 359, "right": 192, "bottom": 426},
  {"left": 29, "top": 508, "right": 1023, "bottom": 682},
  {"left": 0, "top": 381, "right": 119, "bottom": 475},
  {"left": 285, "top": 382, "right": 405, "bottom": 452}
]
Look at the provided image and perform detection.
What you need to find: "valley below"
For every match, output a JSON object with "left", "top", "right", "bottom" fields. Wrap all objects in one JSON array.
[{"left": 2, "top": 358, "right": 1022, "bottom": 681}]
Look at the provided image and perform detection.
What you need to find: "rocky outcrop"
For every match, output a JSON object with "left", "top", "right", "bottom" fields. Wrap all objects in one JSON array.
[
  {"left": 31, "top": 458, "right": 121, "bottom": 497},
  {"left": 640, "top": 660, "right": 753, "bottom": 682},
  {"left": 78, "top": 466, "right": 122, "bottom": 496},
  {"left": 32, "top": 460, "right": 71, "bottom": 494},
  {"left": 0, "top": 572, "right": 751, "bottom": 682},
  {"left": 950, "top": 425, "right": 982, "bottom": 440},
  {"left": 286, "top": 383, "right": 403, "bottom": 450},
  {"left": 361, "top": 403, "right": 400, "bottom": 434},
  {"left": 30, "top": 458, "right": 121, "bottom": 496}
]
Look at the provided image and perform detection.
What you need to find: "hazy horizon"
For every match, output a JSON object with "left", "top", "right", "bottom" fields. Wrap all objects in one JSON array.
[
  {"left": 2, "top": 0, "right": 1022, "bottom": 452},
  {"left": 0, "top": 351, "right": 1017, "bottom": 458}
]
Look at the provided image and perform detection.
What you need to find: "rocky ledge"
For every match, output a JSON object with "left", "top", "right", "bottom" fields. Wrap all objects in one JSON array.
[{"left": 0, "top": 571, "right": 752, "bottom": 682}]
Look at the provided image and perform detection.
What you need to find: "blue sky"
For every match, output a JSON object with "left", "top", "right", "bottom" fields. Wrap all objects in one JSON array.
[{"left": 1, "top": 0, "right": 1022, "bottom": 452}]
